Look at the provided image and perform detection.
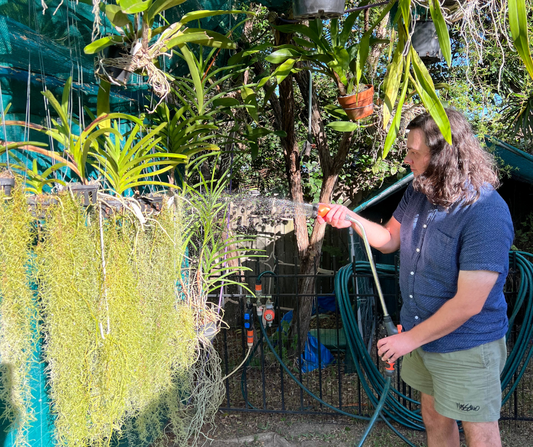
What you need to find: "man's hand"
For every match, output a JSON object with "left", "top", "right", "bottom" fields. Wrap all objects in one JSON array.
[
  {"left": 377, "top": 332, "right": 418, "bottom": 364},
  {"left": 316, "top": 204, "right": 352, "bottom": 229}
]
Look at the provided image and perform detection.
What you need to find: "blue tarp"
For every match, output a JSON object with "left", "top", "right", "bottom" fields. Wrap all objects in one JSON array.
[{"left": 280, "top": 296, "right": 336, "bottom": 373}]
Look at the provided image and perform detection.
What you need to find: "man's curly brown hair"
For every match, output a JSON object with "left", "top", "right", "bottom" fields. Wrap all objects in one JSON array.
[{"left": 407, "top": 109, "right": 499, "bottom": 208}]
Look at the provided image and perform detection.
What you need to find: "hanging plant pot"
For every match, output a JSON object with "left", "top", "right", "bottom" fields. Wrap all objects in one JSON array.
[
  {"left": 136, "top": 193, "right": 164, "bottom": 214},
  {"left": 412, "top": 20, "right": 443, "bottom": 64},
  {"left": 0, "top": 177, "right": 15, "bottom": 196},
  {"left": 27, "top": 195, "right": 59, "bottom": 218},
  {"left": 338, "top": 85, "right": 374, "bottom": 121},
  {"left": 293, "top": 0, "right": 345, "bottom": 19},
  {"left": 103, "top": 45, "right": 133, "bottom": 85},
  {"left": 101, "top": 199, "right": 124, "bottom": 217},
  {"left": 68, "top": 183, "right": 99, "bottom": 207}
]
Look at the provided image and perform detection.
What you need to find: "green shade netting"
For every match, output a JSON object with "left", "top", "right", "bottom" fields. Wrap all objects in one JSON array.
[
  {"left": 0, "top": 0, "right": 287, "bottom": 180},
  {"left": 0, "top": 0, "right": 291, "bottom": 115}
]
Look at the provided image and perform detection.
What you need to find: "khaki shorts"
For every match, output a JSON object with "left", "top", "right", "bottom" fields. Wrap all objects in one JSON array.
[{"left": 400, "top": 338, "right": 506, "bottom": 422}]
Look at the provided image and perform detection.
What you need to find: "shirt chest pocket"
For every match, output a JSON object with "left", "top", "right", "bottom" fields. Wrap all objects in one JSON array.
[{"left": 422, "top": 229, "right": 457, "bottom": 282}]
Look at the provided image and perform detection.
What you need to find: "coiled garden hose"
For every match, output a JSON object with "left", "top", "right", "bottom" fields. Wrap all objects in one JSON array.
[{"left": 334, "top": 250, "right": 533, "bottom": 435}]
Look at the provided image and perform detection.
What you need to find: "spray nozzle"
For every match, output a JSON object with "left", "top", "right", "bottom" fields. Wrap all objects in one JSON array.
[{"left": 311, "top": 203, "right": 332, "bottom": 219}]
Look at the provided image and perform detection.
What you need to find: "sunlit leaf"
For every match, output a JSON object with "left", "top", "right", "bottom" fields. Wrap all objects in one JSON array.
[
  {"left": 411, "top": 48, "right": 451, "bottom": 144},
  {"left": 118, "top": 0, "right": 152, "bottom": 14},
  {"left": 326, "top": 121, "right": 359, "bottom": 132},
  {"left": 429, "top": 0, "right": 451, "bottom": 67},
  {"left": 509, "top": 0, "right": 533, "bottom": 80}
]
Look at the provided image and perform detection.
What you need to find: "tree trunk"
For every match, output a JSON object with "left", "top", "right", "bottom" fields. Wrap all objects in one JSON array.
[
  {"left": 288, "top": 69, "right": 356, "bottom": 350},
  {"left": 249, "top": 24, "right": 358, "bottom": 353}
]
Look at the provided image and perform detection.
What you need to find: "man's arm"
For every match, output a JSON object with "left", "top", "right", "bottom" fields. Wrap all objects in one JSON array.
[
  {"left": 318, "top": 204, "right": 401, "bottom": 254},
  {"left": 377, "top": 270, "right": 499, "bottom": 362}
]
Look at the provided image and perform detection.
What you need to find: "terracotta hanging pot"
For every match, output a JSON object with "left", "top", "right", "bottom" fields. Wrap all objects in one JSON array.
[{"left": 338, "top": 85, "right": 374, "bottom": 121}]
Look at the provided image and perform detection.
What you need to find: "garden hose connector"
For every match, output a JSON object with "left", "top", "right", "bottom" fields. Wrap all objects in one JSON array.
[
  {"left": 244, "top": 300, "right": 254, "bottom": 347},
  {"left": 254, "top": 282, "right": 262, "bottom": 296},
  {"left": 382, "top": 315, "right": 399, "bottom": 337},
  {"left": 263, "top": 299, "right": 275, "bottom": 327}
]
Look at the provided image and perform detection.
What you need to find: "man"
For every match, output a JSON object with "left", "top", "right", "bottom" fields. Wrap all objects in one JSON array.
[{"left": 318, "top": 109, "right": 514, "bottom": 447}]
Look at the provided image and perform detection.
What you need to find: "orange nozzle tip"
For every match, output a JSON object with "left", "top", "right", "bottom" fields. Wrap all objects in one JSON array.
[{"left": 317, "top": 204, "right": 331, "bottom": 218}]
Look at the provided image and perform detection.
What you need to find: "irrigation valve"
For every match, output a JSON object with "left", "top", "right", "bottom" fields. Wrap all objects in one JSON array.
[
  {"left": 244, "top": 300, "right": 254, "bottom": 347},
  {"left": 263, "top": 300, "right": 275, "bottom": 327}
]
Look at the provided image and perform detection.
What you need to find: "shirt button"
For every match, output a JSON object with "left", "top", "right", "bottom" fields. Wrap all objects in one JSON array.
[
  {"left": 423, "top": 224, "right": 427, "bottom": 228},
  {"left": 415, "top": 316, "right": 419, "bottom": 320},
  {"left": 410, "top": 271, "right": 414, "bottom": 275},
  {"left": 416, "top": 248, "right": 420, "bottom": 252},
  {"left": 409, "top": 294, "right": 413, "bottom": 299}
]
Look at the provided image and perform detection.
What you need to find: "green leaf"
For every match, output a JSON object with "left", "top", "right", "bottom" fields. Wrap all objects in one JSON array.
[
  {"left": 274, "top": 59, "right": 296, "bottom": 84},
  {"left": 164, "top": 29, "right": 237, "bottom": 51},
  {"left": 250, "top": 142, "right": 259, "bottom": 159},
  {"left": 263, "top": 83, "right": 277, "bottom": 107},
  {"left": 382, "top": 52, "right": 411, "bottom": 159},
  {"left": 266, "top": 48, "right": 303, "bottom": 64},
  {"left": 271, "top": 23, "right": 321, "bottom": 45},
  {"left": 356, "top": 33, "right": 370, "bottom": 87},
  {"left": 118, "top": 0, "right": 152, "bottom": 14},
  {"left": 241, "top": 43, "right": 272, "bottom": 57},
  {"left": 399, "top": 0, "right": 411, "bottom": 27},
  {"left": 105, "top": 4, "right": 130, "bottom": 28},
  {"left": 382, "top": 28, "right": 405, "bottom": 128},
  {"left": 411, "top": 47, "right": 451, "bottom": 144},
  {"left": 332, "top": 47, "right": 351, "bottom": 72},
  {"left": 145, "top": 0, "right": 187, "bottom": 25},
  {"left": 429, "top": 0, "right": 451, "bottom": 67},
  {"left": 326, "top": 121, "right": 360, "bottom": 132},
  {"left": 241, "top": 86, "right": 259, "bottom": 122},
  {"left": 293, "top": 36, "right": 316, "bottom": 50},
  {"left": 246, "top": 127, "right": 274, "bottom": 138},
  {"left": 180, "top": 9, "right": 250, "bottom": 25},
  {"left": 212, "top": 98, "right": 240, "bottom": 107},
  {"left": 339, "top": 9, "right": 363, "bottom": 47},
  {"left": 330, "top": 18, "right": 339, "bottom": 47},
  {"left": 509, "top": 0, "right": 533, "bottom": 81},
  {"left": 84, "top": 36, "right": 125, "bottom": 54},
  {"left": 61, "top": 77, "right": 71, "bottom": 117}
]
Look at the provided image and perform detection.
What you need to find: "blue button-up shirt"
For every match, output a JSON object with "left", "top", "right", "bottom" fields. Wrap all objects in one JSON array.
[{"left": 393, "top": 184, "right": 514, "bottom": 353}]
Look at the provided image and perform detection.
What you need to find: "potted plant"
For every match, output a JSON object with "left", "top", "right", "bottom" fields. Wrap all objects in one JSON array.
[
  {"left": 2, "top": 79, "right": 189, "bottom": 200},
  {"left": 3, "top": 78, "right": 144, "bottom": 185},
  {"left": 263, "top": 7, "right": 395, "bottom": 121},
  {"left": 84, "top": 1, "right": 250, "bottom": 106},
  {"left": 260, "top": 0, "right": 454, "bottom": 156}
]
